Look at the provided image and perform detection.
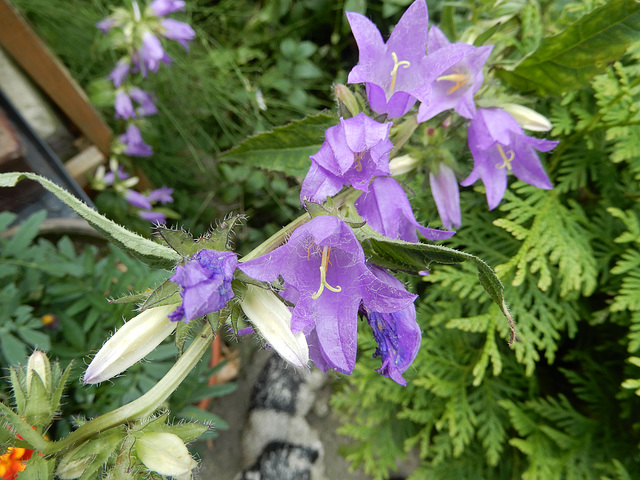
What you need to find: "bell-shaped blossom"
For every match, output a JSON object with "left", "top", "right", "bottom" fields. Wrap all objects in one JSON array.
[
  {"left": 139, "top": 30, "right": 166, "bottom": 74},
  {"left": 301, "top": 113, "right": 392, "bottom": 203},
  {"left": 109, "top": 58, "right": 131, "bottom": 88},
  {"left": 364, "top": 266, "right": 421, "bottom": 386},
  {"left": 148, "top": 186, "right": 174, "bottom": 203},
  {"left": 129, "top": 87, "right": 158, "bottom": 116},
  {"left": 125, "top": 189, "right": 152, "bottom": 209},
  {"left": 160, "top": 18, "right": 196, "bottom": 51},
  {"left": 115, "top": 89, "right": 136, "bottom": 119},
  {"left": 238, "top": 215, "right": 416, "bottom": 374},
  {"left": 241, "top": 285, "right": 309, "bottom": 368},
  {"left": 139, "top": 210, "right": 167, "bottom": 224},
  {"left": 83, "top": 304, "right": 179, "bottom": 384},
  {"left": 346, "top": 0, "right": 473, "bottom": 118},
  {"left": 461, "top": 108, "right": 558, "bottom": 210},
  {"left": 355, "top": 176, "right": 455, "bottom": 242},
  {"left": 120, "top": 124, "right": 153, "bottom": 157},
  {"left": 168, "top": 249, "right": 238, "bottom": 323},
  {"left": 417, "top": 26, "right": 491, "bottom": 122},
  {"left": 429, "top": 164, "right": 461, "bottom": 229},
  {"left": 149, "top": 0, "right": 185, "bottom": 17}
]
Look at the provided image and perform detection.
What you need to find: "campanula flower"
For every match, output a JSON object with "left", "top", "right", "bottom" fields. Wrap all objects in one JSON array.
[
  {"left": 239, "top": 215, "right": 416, "bottom": 374},
  {"left": 501, "top": 103, "right": 553, "bottom": 132},
  {"left": 417, "top": 26, "right": 491, "bottom": 122},
  {"left": 168, "top": 249, "right": 238, "bottom": 323},
  {"left": 120, "top": 124, "right": 153, "bottom": 157},
  {"left": 429, "top": 164, "right": 461, "bottom": 230},
  {"left": 115, "top": 89, "right": 136, "bottom": 119},
  {"left": 364, "top": 266, "right": 421, "bottom": 386},
  {"left": 109, "top": 58, "right": 131, "bottom": 88},
  {"left": 346, "top": 0, "right": 473, "bottom": 119},
  {"left": 160, "top": 18, "right": 196, "bottom": 51},
  {"left": 461, "top": 108, "right": 558, "bottom": 209},
  {"left": 139, "top": 30, "right": 166, "bottom": 74},
  {"left": 129, "top": 87, "right": 158, "bottom": 116},
  {"left": 355, "top": 176, "right": 455, "bottom": 242},
  {"left": 147, "top": 186, "right": 174, "bottom": 204},
  {"left": 301, "top": 113, "right": 392, "bottom": 204},
  {"left": 149, "top": 0, "right": 185, "bottom": 17},
  {"left": 125, "top": 189, "right": 153, "bottom": 209},
  {"left": 138, "top": 210, "right": 167, "bottom": 224}
]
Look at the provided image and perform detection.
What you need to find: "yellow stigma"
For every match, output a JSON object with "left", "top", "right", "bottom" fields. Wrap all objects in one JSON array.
[
  {"left": 495, "top": 144, "right": 515, "bottom": 171},
  {"left": 436, "top": 68, "right": 470, "bottom": 95},
  {"left": 389, "top": 52, "right": 410, "bottom": 94},
  {"left": 312, "top": 246, "right": 342, "bottom": 299},
  {"left": 354, "top": 151, "right": 365, "bottom": 172}
]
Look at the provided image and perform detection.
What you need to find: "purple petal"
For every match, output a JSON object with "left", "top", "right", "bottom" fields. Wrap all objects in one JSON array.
[
  {"left": 120, "top": 124, "right": 153, "bottom": 157},
  {"left": 129, "top": 87, "right": 158, "bottom": 117},
  {"left": 149, "top": 0, "right": 185, "bottom": 16},
  {"left": 138, "top": 210, "right": 167, "bottom": 224},
  {"left": 125, "top": 190, "right": 152, "bottom": 209},
  {"left": 114, "top": 90, "right": 136, "bottom": 119},
  {"left": 160, "top": 18, "right": 196, "bottom": 50},
  {"left": 139, "top": 31, "right": 166, "bottom": 74},
  {"left": 147, "top": 186, "right": 174, "bottom": 204},
  {"left": 429, "top": 165, "right": 461, "bottom": 229},
  {"left": 109, "top": 59, "right": 131, "bottom": 88}
]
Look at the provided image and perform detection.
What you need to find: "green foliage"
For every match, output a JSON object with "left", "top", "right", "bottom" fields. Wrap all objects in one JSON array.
[{"left": 330, "top": 2, "right": 640, "bottom": 479}]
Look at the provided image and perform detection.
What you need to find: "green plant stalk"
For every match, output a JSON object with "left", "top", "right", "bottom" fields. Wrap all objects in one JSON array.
[{"left": 41, "top": 320, "right": 216, "bottom": 456}]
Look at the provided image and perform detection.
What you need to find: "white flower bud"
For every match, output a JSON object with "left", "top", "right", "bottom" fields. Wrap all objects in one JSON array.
[
  {"left": 136, "top": 432, "right": 197, "bottom": 480},
  {"left": 83, "top": 304, "right": 178, "bottom": 384},
  {"left": 389, "top": 154, "right": 420, "bottom": 176},
  {"left": 241, "top": 285, "right": 309, "bottom": 368},
  {"left": 501, "top": 103, "right": 552, "bottom": 132},
  {"left": 27, "top": 350, "right": 51, "bottom": 394},
  {"left": 56, "top": 453, "right": 93, "bottom": 479}
]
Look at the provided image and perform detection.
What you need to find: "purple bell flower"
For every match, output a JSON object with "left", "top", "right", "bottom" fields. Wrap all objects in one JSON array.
[
  {"left": 160, "top": 18, "right": 196, "bottom": 51},
  {"left": 301, "top": 113, "right": 392, "bottom": 204},
  {"left": 115, "top": 90, "right": 136, "bottom": 119},
  {"left": 125, "top": 190, "right": 152, "bottom": 210},
  {"left": 120, "top": 124, "right": 153, "bottom": 157},
  {"left": 363, "top": 265, "right": 421, "bottom": 386},
  {"left": 429, "top": 164, "right": 461, "bottom": 230},
  {"left": 147, "top": 186, "right": 174, "bottom": 204},
  {"left": 355, "top": 176, "right": 455, "bottom": 242},
  {"left": 129, "top": 87, "right": 158, "bottom": 117},
  {"left": 417, "top": 26, "right": 492, "bottom": 122},
  {"left": 238, "top": 215, "right": 416, "bottom": 374},
  {"left": 138, "top": 210, "right": 167, "bottom": 224},
  {"left": 139, "top": 31, "right": 166, "bottom": 75},
  {"left": 346, "top": 0, "right": 473, "bottom": 119},
  {"left": 169, "top": 249, "right": 238, "bottom": 322},
  {"left": 109, "top": 58, "right": 131, "bottom": 88},
  {"left": 149, "top": 0, "right": 185, "bottom": 17},
  {"left": 461, "top": 108, "right": 558, "bottom": 209}
]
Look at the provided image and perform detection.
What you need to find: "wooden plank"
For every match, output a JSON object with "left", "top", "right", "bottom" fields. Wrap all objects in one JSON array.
[
  {"left": 0, "top": 0, "right": 112, "bottom": 156},
  {"left": 65, "top": 145, "right": 107, "bottom": 187}
]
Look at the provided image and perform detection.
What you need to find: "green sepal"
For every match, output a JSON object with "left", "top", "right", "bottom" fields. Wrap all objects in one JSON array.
[
  {"left": 108, "top": 293, "right": 148, "bottom": 305},
  {"left": 175, "top": 319, "right": 200, "bottom": 355},
  {"left": 0, "top": 402, "right": 48, "bottom": 451},
  {"left": 165, "top": 422, "right": 210, "bottom": 443},
  {"left": 196, "top": 214, "right": 245, "bottom": 252},
  {"left": 10, "top": 366, "right": 27, "bottom": 414},
  {"left": 156, "top": 226, "right": 199, "bottom": 257},
  {"left": 140, "top": 278, "right": 180, "bottom": 310},
  {"left": 0, "top": 172, "right": 180, "bottom": 269},
  {"left": 24, "top": 373, "right": 52, "bottom": 427},
  {"left": 50, "top": 362, "right": 73, "bottom": 419},
  {"left": 17, "top": 455, "right": 54, "bottom": 480}
]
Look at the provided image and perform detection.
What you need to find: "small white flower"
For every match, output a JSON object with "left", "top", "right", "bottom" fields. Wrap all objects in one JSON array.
[
  {"left": 83, "top": 304, "right": 178, "bottom": 384},
  {"left": 136, "top": 432, "right": 197, "bottom": 480},
  {"left": 27, "top": 350, "right": 51, "bottom": 394},
  {"left": 501, "top": 103, "right": 553, "bottom": 132},
  {"left": 241, "top": 285, "right": 309, "bottom": 368}
]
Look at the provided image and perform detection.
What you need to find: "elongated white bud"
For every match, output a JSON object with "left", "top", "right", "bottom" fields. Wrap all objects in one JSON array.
[
  {"left": 501, "top": 103, "right": 552, "bottom": 132},
  {"left": 83, "top": 304, "right": 178, "bottom": 384},
  {"left": 241, "top": 285, "right": 309, "bottom": 367},
  {"left": 389, "top": 154, "right": 419, "bottom": 176}
]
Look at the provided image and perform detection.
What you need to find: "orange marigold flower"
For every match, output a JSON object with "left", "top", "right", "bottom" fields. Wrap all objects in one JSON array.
[{"left": 0, "top": 446, "right": 33, "bottom": 480}]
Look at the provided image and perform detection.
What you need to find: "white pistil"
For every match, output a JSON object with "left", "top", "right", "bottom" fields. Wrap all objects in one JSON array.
[
  {"left": 312, "top": 246, "right": 342, "bottom": 299},
  {"left": 495, "top": 144, "right": 515, "bottom": 171}
]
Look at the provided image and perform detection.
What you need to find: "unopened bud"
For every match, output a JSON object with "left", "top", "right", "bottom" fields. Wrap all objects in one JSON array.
[
  {"left": 83, "top": 304, "right": 179, "bottom": 384},
  {"left": 501, "top": 103, "right": 552, "bottom": 132},
  {"left": 334, "top": 84, "right": 360, "bottom": 118},
  {"left": 241, "top": 285, "right": 309, "bottom": 368},
  {"left": 389, "top": 154, "right": 420, "bottom": 176},
  {"left": 27, "top": 350, "right": 51, "bottom": 395},
  {"left": 136, "top": 432, "right": 197, "bottom": 480},
  {"left": 56, "top": 452, "right": 93, "bottom": 479}
]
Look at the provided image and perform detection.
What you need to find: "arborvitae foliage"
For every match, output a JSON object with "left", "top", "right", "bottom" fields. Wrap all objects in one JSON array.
[{"left": 331, "top": 5, "right": 640, "bottom": 480}]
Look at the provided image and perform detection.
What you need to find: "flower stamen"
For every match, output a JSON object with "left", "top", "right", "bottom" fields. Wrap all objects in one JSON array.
[
  {"left": 354, "top": 151, "right": 365, "bottom": 172},
  {"left": 495, "top": 144, "right": 515, "bottom": 171},
  {"left": 312, "top": 246, "right": 342, "bottom": 299},
  {"left": 389, "top": 52, "right": 410, "bottom": 94},
  {"left": 436, "top": 68, "right": 470, "bottom": 95}
]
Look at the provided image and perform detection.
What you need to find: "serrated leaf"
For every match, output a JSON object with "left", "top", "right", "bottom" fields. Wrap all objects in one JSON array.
[
  {"left": 218, "top": 112, "right": 338, "bottom": 178},
  {"left": 497, "top": 0, "right": 640, "bottom": 95},
  {"left": 156, "top": 227, "right": 198, "bottom": 256},
  {"left": 0, "top": 172, "right": 180, "bottom": 268},
  {"left": 141, "top": 278, "right": 180, "bottom": 310}
]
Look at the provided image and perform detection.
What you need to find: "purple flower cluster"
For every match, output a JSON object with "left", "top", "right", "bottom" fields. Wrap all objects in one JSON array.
[{"left": 124, "top": 185, "right": 174, "bottom": 223}]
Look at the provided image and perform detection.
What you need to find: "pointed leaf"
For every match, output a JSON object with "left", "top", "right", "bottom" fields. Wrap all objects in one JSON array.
[
  {"left": 218, "top": 112, "right": 338, "bottom": 178},
  {"left": 497, "top": 0, "right": 640, "bottom": 95},
  {"left": 0, "top": 172, "right": 180, "bottom": 268},
  {"left": 141, "top": 279, "right": 180, "bottom": 310},
  {"left": 156, "top": 227, "right": 197, "bottom": 256}
]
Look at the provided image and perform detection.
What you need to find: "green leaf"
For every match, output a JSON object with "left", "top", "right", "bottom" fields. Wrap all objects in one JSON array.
[
  {"left": 218, "top": 112, "right": 338, "bottom": 178},
  {"left": 1, "top": 332, "right": 27, "bottom": 366},
  {"left": 497, "top": 0, "right": 640, "bottom": 95},
  {"left": 0, "top": 172, "right": 180, "bottom": 268},
  {"left": 355, "top": 226, "right": 518, "bottom": 344},
  {"left": 3, "top": 210, "right": 47, "bottom": 257}
]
